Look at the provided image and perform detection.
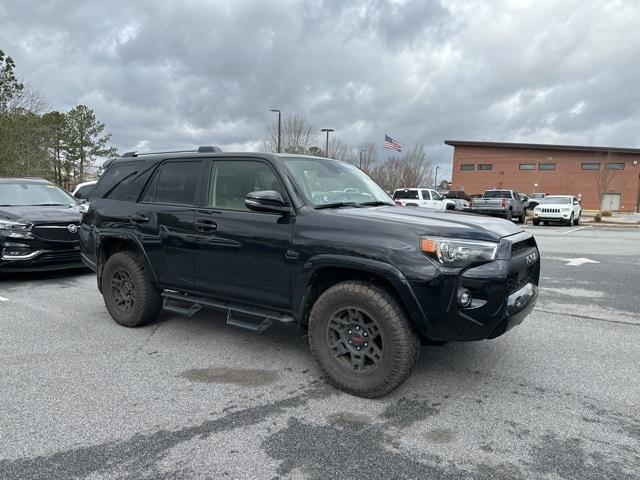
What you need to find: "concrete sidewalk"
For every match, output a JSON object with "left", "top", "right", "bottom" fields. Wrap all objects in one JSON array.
[{"left": 581, "top": 211, "right": 640, "bottom": 225}]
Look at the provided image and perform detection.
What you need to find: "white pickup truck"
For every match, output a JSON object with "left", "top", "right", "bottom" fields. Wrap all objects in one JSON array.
[{"left": 392, "top": 188, "right": 465, "bottom": 210}]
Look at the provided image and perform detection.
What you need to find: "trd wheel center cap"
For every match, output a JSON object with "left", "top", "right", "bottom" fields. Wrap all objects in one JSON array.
[{"left": 349, "top": 333, "right": 365, "bottom": 347}]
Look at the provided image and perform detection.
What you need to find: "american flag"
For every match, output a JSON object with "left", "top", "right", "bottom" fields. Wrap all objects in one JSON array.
[{"left": 384, "top": 134, "right": 402, "bottom": 152}]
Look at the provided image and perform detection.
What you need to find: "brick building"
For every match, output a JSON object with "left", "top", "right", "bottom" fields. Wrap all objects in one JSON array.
[{"left": 447, "top": 140, "right": 640, "bottom": 212}]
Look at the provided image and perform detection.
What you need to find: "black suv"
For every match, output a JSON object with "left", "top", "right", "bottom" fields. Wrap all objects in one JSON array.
[
  {"left": 80, "top": 148, "right": 540, "bottom": 397},
  {"left": 0, "top": 177, "right": 84, "bottom": 272}
]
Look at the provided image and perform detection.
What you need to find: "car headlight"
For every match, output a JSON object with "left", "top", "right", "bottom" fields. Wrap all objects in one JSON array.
[
  {"left": 420, "top": 236, "right": 498, "bottom": 266},
  {"left": 562, "top": 208, "right": 570, "bottom": 212},
  {"left": 0, "top": 219, "right": 30, "bottom": 231}
]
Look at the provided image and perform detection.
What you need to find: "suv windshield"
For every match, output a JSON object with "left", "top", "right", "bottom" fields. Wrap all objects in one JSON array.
[
  {"left": 541, "top": 196, "right": 571, "bottom": 204},
  {"left": 483, "top": 190, "right": 511, "bottom": 199},
  {"left": 283, "top": 157, "right": 393, "bottom": 207},
  {"left": 0, "top": 182, "right": 75, "bottom": 206}
]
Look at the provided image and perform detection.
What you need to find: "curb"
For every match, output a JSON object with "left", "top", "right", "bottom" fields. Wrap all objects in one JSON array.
[{"left": 581, "top": 222, "right": 640, "bottom": 228}]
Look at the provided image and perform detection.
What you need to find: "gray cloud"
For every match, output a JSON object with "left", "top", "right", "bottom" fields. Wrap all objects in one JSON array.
[{"left": 1, "top": 0, "right": 639, "bottom": 180}]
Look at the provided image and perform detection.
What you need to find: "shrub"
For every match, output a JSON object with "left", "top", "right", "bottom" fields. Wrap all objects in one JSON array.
[
  {"left": 594, "top": 214, "right": 602, "bottom": 222},
  {"left": 601, "top": 210, "right": 612, "bottom": 217}
]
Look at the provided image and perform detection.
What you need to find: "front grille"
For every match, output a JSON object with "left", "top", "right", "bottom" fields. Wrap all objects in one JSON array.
[
  {"left": 540, "top": 208, "right": 561, "bottom": 213},
  {"left": 511, "top": 237, "right": 535, "bottom": 255},
  {"left": 507, "top": 267, "right": 534, "bottom": 294},
  {"left": 32, "top": 224, "right": 79, "bottom": 242}
]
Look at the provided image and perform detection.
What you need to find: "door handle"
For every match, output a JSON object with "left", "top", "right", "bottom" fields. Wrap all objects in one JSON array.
[
  {"left": 130, "top": 213, "right": 150, "bottom": 223},
  {"left": 195, "top": 220, "right": 217, "bottom": 232}
]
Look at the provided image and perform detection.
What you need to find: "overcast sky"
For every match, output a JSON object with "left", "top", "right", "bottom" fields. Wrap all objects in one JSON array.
[{"left": 1, "top": 0, "right": 639, "bottom": 180}]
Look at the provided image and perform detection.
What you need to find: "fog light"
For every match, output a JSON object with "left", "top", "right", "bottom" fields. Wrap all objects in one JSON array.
[{"left": 458, "top": 289, "right": 472, "bottom": 307}]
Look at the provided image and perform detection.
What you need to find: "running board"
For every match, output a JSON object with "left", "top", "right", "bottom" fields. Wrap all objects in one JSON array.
[{"left": 161, "top": 290, "right": 294, "bottom": 333}]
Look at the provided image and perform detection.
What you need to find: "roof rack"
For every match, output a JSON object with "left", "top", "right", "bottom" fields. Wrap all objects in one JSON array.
[{"left": 121, "top": 146, "right": 223, "bottom": 158}]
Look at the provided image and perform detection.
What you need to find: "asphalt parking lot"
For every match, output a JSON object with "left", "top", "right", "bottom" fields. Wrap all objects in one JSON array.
[{"left": 1, "top": 225, "right": 639, "bottom": 479}]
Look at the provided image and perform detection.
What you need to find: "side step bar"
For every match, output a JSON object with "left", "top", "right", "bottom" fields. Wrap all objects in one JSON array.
[{"left": 161, "top": 290, "right": 294, "bottom": 334}]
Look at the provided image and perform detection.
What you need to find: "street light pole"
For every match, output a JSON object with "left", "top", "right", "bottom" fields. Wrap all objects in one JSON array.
[
  {"left": 270, "top": 109, "right": 281, "bottom": 153},
  {"left": 321, "top": 128, "right": 334, "bottom": 158},
  {"left": 359, "top": 149, "right": 366, "bottom": 169},
  {"left": 434, "top": 165, "right": 440, "bottom": 190}
]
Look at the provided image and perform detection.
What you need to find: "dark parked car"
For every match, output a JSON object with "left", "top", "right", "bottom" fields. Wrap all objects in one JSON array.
[
  {"left": 0, "top": 177, "right": 84, "bottom": 272},
  {"left": 80, "top": 149, "right": 540, "bottom": 397}
]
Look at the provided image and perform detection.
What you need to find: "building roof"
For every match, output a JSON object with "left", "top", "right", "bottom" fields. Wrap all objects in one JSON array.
[{"left": 444, "top": 140, "right": 640, "bottom": 155}]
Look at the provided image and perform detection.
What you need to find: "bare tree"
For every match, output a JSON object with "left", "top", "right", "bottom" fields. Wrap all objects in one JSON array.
[
  {"left": 369, "top": 144, "right": 432, "bottom": 193},
  {"left": 263, "top": 113, "right": 316, "bottom": 154},
  {"left": 593, "top": 151, "right": 618, "bottom": 210},
  {"left": 328, "top": 138, "right": 354, "bottom": 163},
  {"left": 358, "top": 141, "right": 377, "bottom": 172}
]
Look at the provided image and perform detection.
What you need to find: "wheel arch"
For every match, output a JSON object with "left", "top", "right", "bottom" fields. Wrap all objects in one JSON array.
[
  {"left": 96, "top": 234, "right": 158, "bottom": 292},
  {"left": 294, "top": 255, "right": 430, "bottom": 337}
]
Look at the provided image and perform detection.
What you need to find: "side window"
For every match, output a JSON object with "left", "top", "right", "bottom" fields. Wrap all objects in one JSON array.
[
  {"left": 93, "top": 161, "right": 143, "bottom": 199},
  {"left": 153, "top": 161, "right": 201, "bottom": 205},
  {"left": 421, "top": 190, "right": 431, "bottom": 200},
  {"left": 431, "top": 191, "right": 442, "bottom": 201},
  {"left": 208, "top": 160, "right": 284, "bottom": 211}
]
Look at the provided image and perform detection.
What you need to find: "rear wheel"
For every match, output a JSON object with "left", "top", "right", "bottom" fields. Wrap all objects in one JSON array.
[
  {"left": 519, "top": 210, "right": 526, "bottom": 224},
  {"left": 101, "top": 251, "right": 162, "bottom": 327},
  {"left": 505, "top": 209, "right": 512, "bottom": 221},
  {"left": 308, "top": 281, "right": 420, "bottom": 398}
]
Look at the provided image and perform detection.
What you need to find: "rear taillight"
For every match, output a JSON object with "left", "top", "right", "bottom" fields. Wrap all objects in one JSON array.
[
  {"left": 501, "top": 198, "right": 506, "bottom": 208},
  {"left": 394, "top": 200, "right": 403, "bottom": 207},
  {"left": 469, "top": 199, "right": 473, "bottom": 207}
]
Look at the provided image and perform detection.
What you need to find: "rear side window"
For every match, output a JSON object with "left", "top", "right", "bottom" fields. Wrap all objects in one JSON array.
[
  {"left": 393, "top": 190, "right": 419, "bottom": 199},
  {"left": 153, "top": 161, "right": 202, "bottom": 205},
  {"left": 93, "top": 161, "right": 144, "bottom": 199},
  {"left": 420, "top": 190, "right": 431, "bottom": 200}
]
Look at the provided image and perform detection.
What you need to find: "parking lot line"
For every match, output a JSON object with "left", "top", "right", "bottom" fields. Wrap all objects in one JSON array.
[{"left": 561, "top": 226, "right": 590, "bottom": 235}]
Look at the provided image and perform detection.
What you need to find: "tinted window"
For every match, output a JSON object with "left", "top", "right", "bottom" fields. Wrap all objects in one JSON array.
[
  {"left": 460, "top": 164, "right": 474, "bottom": 171},
  {"left": 93, "top": 161, "right": 143, "bottom": 199},
  {"left": 483, "top": 190, "right": 511, "bottom": 199},
  {"left": 154, "top": 161, "right": 201, "bottom": 205},
  {"left": 519, "top": 164, "right": 535, "bottom": 170},
  {"left": 606, "top": 163, "right": 625, "bottom": 170},
  {"left": 420, "top": 190, "right": 431, "bottom": 200},
  {"left": 208, "top": 160, "right": 283, "bottom": 211},
  {"left": 539, "top": 163, "right": 556, "bottom": 170},
  {"left": 74, "top": 184, "right": 95, "bottom": 199},
  {"left": 581, "top": 163, "right": 600, "bottom": 170},
  {"left": 478, "top": 164, "right": 493, "bottom": 170},
  {"left": 393, "top": 190, "right": 419, "bottom": 199}
]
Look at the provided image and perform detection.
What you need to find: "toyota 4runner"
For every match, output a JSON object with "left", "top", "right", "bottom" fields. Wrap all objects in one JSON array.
[{"left": 80, "top": 148, "right": 540, "bottom": 397}]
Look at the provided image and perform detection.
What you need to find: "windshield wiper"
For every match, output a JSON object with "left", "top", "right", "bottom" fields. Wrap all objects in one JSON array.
[
  {"left": 357, "top": 201, "right": 395, "bottom": 207},
  {"left": 28, "top": 203, "right": 68, "bottom": 206},
  {"left": 314, "top": 202, "right": 361, "bottom": 210}
]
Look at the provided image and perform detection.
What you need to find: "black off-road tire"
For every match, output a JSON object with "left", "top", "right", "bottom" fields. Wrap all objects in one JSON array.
[
  {"left": 308, "top": 281, "right": 420, "bottom": 398},
  {"left": 533, "top": 218, "right": 540, "bottom": 226},
  {"left": 101, "top": 251, "right": 162, "bottom": 328}
]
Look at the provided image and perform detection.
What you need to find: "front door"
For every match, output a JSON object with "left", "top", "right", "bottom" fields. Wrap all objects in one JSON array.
[
  {"left": 134, "top": 159, "right": 204, "bottom": 289},
  {"left": 193, "top": 158, "right": 293, "bottom": 309}
]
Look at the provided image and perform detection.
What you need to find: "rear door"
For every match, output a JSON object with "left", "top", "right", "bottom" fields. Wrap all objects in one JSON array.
[
  {"left": 134, "top": 159, "right": 204, "bottom": 289},
  {"left": 193, "top": 158, "right": 293, "bottom": 309}
]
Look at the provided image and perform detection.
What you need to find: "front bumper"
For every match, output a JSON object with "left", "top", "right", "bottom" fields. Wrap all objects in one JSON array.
[
  {"left": 534, "top": 212, "right": 571, "bottom": 222},
  {"left": 0, "top": 229, "right": 84, "bottom": 272},
  {"left": 407, "top": 231, "right": 540, "bottom": 341}
]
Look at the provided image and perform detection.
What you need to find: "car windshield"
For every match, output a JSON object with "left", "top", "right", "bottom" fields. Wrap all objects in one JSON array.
[
  {"left": 393, "top": 190, "right": 419, "bottom": 200},
  {"left": 283, "top": 157, "right": 393, "bottom": 207},
  {"left": 0, "top": 181, "right": 76, "bottom": 206},
  {"left": 541, "top": 196, "right": 571, "bottom": 204},
  {"left": 483, "top": 190, "right": 511, "bottom": 198}
]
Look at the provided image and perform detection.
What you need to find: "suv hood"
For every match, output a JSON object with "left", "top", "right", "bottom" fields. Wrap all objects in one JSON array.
[
  {"left": 0, "top": 205, "right": 82, "bottom": 224},
  {"left": 329, "top": 206, "right": 523, "bottom": 241}
]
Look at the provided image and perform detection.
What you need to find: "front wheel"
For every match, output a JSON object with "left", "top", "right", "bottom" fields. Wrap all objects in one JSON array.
[
  {"left": 308, "top": 281, "right": 420, "bottom": 398},
  {"left": 573, "top": 214, "right": 580, "bottom": 226},
  {"left": 101, "top": 251, "right": 162, "bottom": 327},
  {"left": 566, "top": 213, "right": 574, "bottom": 226},
  {"left": 533, "top": 218, "right": 540, "bottom": 226}
]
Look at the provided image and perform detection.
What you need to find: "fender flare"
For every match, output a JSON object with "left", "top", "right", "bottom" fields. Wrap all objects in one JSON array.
[
  {"left": 95, "top": 231, "right": 160, "bottom": 291},
  {"left": 293, "top": 254, "right": 431, "bottom": 331}
]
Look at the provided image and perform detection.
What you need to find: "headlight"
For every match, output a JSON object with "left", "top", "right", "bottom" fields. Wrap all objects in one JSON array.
[
  {"left": 0, "top": 219, "right": 29, "bottom": 231},
  {"left": 562, "top": 208, "right": 570, "bottom": 212},
  {"left": 421, "top": 236, "right": 498, "bottom": 266}
]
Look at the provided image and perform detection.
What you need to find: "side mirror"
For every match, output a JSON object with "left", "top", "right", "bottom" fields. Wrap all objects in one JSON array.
[
  {"left": 245, "top": 190, "right": 292, "bottom": 214},
  {"left": 573, "top": 201, "right": 579, "bottom": 205}
]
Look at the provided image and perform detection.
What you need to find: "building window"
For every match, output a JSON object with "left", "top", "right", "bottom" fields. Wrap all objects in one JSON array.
[
  {"left": 478, "top": 164, "right": 493, "bottom": 170},
  {"left": 539, "top": 163, "right": 556, "bottom": 170},
  {"left": 519, "top": 164, "right": 535, "bottom": 170},
  {"left": 606, "top": 163, "right": 625, "bottom": 170},
  {"left": 460, "top": 164, "right": 475, "bottom": 171},
  {"left": 581, "top": 163, "right": 600, "bottom": 170}
]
